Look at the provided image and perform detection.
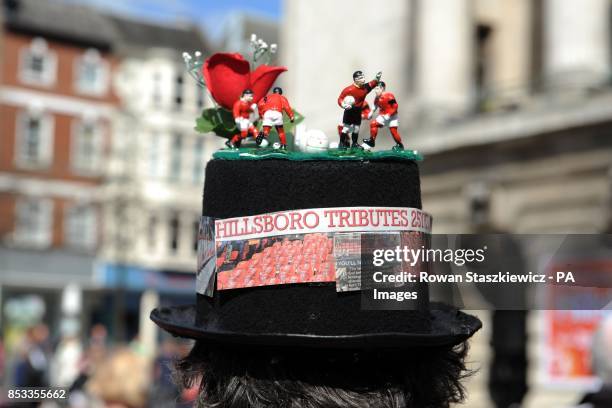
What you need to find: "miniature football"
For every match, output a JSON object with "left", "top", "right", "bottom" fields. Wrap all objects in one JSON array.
[
  {"left": 304, "top": 129, "right": 329, "bottom": 152},
  {"left": 272, "top": 142, "right": 281, "bottom": 149},
  {"left": 294, "top": 124, "right": 329, "bottom": 153},
  {"left": 342, "top": 95, "right": 355, "bottom": 107}
]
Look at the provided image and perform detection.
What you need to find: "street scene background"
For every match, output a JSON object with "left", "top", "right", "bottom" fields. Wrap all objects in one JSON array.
[{"left": 1, "top": 0, "right": 612, "bottom": 407}]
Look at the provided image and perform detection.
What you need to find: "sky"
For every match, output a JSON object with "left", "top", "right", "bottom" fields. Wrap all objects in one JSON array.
[{"left": 65, "top": 0, "right": 281, "bottom": 42}]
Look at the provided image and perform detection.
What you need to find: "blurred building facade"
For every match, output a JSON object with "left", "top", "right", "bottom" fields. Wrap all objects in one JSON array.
[
  {"left": 283, "top": 0, "right": 612, "bottom": 407},
  {"left": 0, "top": 0, "right": 118, "bottom": 343},
  {"left": 0, "top": 0, "right": 217, "bottom": 352},
  {"left": 283, "top": 0, "right": 611, "bottom": 235},
  {"left": 102, "top": 15, "right": 221, "bottom": 344}
]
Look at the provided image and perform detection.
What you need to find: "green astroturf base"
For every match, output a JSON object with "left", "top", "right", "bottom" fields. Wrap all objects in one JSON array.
[{"left": 212, "top": 147, "right": 423, "bottom": 162}]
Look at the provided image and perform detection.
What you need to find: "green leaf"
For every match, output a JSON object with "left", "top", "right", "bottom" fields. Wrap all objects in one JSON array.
[
  {"left": 195, "top": 107, "right": 237, "bottom": 139},
  {"left": 284, "top": 110, "right": 304, "bottom": 135}
]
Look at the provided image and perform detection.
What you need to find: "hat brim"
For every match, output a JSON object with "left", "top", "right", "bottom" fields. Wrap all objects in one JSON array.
[{"left": 151, "top": 303, "right": 482, "bottom": 349}]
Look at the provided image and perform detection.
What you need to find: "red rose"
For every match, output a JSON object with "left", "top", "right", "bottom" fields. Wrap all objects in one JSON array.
[{"left": 203, "top": 53, "right": 287, "bottom": 110}]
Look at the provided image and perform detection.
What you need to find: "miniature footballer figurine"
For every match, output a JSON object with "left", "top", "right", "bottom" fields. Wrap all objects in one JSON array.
[
  {"left": 226, "top": 89, "right": 259, "bottom": 149},
  {"left": 362, "top": 81, "right": 404, "bottom": 150},
  {"left": 337, "top": 70, "right": 382, "bottom": 149},
  {"left": 337, "top": 100, "right": 372, "bottom": 139},
  {"left": 256, "top": 87, "right": 295, "bottom": 150}
]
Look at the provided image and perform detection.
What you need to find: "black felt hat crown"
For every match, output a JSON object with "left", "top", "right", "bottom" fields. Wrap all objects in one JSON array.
[{"left": 151, "top": 159, "right": 481, "bottom": 348}]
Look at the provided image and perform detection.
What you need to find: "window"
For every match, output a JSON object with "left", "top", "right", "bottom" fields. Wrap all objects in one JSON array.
[
  {"left": 169, "top": 133, "right": 182, "bottom": 181},
  {"left": 152, "top": 72, "right": 162, "bottom": 108},
  {"left": 20, "top": 37, "right": 57, "bottom": 86},
  {"left": 193, "top": 218, "right": 199, "bottom": 253},
  {"left": 148, "top": 132, "right": 160, "bottom": 178},
  {"left": 147, "top": 215, "right": 158, "bottom": 250},
  {"left": 64, "top": 204, "right": 97, "bottom": 249},
  {"left": 16, "top": 110, "right": 54, "bottom": 168},
  {"left": 24, "top": 116, "right": 41, "bottom": 158},
  {"left": 193, "top": 138, "right": 205, "bottom": 184},
  {"left": 76, "top": 49, "right": 108, "bottom": 95},
  {"left": 14, "top": 198, "right": 53, "bottom": 247},
  {"left": 169, "top": 214, "right": 180, "bottom": 253},
  {"left": 196, "top": 85, "right": 205, "bottom": 110},
  {"left": 467, "top": 182, "right": 491, "bottom": 230},
  {"left": 174, "top": 73, "right": 184, "bottom": 110},
  {"left": 475, "top": 24, "right": 493, "bottom": 109},
  {"left": 72, "top": 119, "right": 102, "bottom": 174}
]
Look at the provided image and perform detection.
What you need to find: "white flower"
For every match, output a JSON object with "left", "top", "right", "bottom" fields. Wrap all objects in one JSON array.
[
  {"left": 270, "top": 44, "right": 277, "bottom": 53},
  {"left": 195, "top": 51, "right": 202, "bottom": 58},
  {"left": 250, "top": 33, "right": 257, "bottom": 42},
  {"left": 182, "top": 52, "right": 191, "bottom": 61}
]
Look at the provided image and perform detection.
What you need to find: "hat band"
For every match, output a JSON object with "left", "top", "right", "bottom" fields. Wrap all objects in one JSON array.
[{"left": 197, "top": 206, "right": 433, "bottom": 296}]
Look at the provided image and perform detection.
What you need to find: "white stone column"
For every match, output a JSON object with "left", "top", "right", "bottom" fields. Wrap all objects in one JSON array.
[
  {"left": 417, "top": 0, "right": 474, "bottom": 119},
  {"left": 545, "top": 0, "right": 610, "bottom": 91},
  {"left": 61, "top": 284, "right": 83, "bottom": 317},
  {"left": 60, "top": 284, "right": 83, "bottom": 341},
  {"left": 492, "top": 0, "right": 532, "bottom": 103},
  {"left": 139, "top": 289, "right": 159, "bottom": 357}
]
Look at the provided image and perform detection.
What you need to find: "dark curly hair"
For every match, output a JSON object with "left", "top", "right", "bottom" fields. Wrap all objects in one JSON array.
[{"left": 174, "top": 340, "right": 473, "bottom": 408}]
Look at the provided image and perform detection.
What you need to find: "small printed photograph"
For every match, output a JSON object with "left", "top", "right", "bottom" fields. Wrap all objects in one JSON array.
[
  {"left": 333, "top": 232, "right": 362, "bottom": 292},
  {"left": 196, "top": 217, "right": 216, "bottom": 296},
  {"left": 215, "top": 233, "right": 336, "bottom": 290}
]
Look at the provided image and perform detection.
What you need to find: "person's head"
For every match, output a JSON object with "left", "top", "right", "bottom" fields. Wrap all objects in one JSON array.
[
  {"left": 273, "top": 87, "right": 283, "bottom": 95},
  {"left": 353, "top": 70, "right": 366, "bottom": 87},
  {"left": 87, "top": 348, "right": 149, "bottom": 408},
  {"left": 175, "top": 341, "right": 472, "bottom": 408},
  {"left": 90, "top": 323, "right": 108, "bottom": 344},
  {"left": 591, "top": 314, "right": 612, "bottom": 384},
  {"left": 28, "top": 323, "right": 49, "bottom": 344},
  {"left": 241, "top": 89, "right": 254, "bottom": 102},
  {"left": 375, "top": 81, "right": 386, "bottom": 96}
]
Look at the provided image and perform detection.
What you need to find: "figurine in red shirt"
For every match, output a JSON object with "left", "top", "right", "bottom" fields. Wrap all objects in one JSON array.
[
  {"left": 256, "top": 87, "right": 295, "bottom": 150},
  {"left": 226, "top": 89, "right": 258, "bottom": 149},
  {"left": 337, "top": 100, "right": 372, "bottom": 139},
  {"left": 337, "top": 70, "right": 382, "bottom": 148},
  {"left": 362, "top": 82, "right": 404, "bottom": 150}
]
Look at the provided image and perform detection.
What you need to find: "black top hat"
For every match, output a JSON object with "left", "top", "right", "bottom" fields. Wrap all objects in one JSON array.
[{"left": 151, "top": 159, "right": 481, "bottom": 348}]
